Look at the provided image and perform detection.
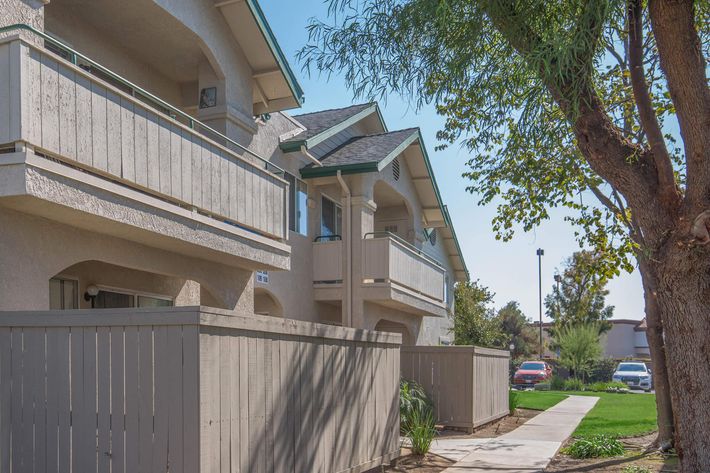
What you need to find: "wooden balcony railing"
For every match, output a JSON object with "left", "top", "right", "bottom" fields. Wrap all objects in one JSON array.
[
  {"left": 0, "top": 24, "right": 288, "bottom": 240},
  {"left": 363, "top": 232, "right": 446, "bottom": 302}
]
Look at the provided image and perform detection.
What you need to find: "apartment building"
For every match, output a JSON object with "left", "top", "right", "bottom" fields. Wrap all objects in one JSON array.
[
  {"left": 249, "top": 103, "right": 468, "bottom": 345},
  {"left": 0, "top": 0, "right": 307, "bottom": 312},
  {"left": 0, "top": 2, "right": 404, "bottom": 471}
]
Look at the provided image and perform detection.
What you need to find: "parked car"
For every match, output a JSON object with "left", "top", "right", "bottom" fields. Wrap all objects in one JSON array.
[
  {"left": 512, "top": 361, "right": 553, "bottom": 387},
  {"left": 612, "top": 361, "right": 652, "bottom": 391}
]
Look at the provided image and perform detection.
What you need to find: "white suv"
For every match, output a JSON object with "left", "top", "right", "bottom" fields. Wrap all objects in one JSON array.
[{"left": 612, "top": 362, "right": 652, "bottom": 392}]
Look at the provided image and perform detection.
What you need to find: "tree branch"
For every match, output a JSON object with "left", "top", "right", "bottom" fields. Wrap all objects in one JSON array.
[
  {"left": 627, "top": 0, "right": 679, "bottom": 210},
  {"left": 649, "top": 0, "right": 710, "bottom": 214}
]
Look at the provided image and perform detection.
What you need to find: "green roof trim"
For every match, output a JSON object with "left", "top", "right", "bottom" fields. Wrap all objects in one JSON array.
[
  {"left": 375, "top": 130, "right": 419, "bottom": 171},
  {"left": 245, "top": 0, "right": 305, "bottom": 107},
  {"left": 444, "top": 205, "right": 470, "bottom": 280},
  {"left": 280, "top": 103, "right": 380, "bottom": 152}
]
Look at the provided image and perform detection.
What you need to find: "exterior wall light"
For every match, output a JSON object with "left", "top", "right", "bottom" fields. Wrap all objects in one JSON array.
[{"left": 84, "top": 284, "right": 99, "bottom": 308}]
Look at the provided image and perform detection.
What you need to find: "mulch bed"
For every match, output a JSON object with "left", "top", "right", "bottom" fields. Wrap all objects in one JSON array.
[{"left": 544, "top": 433, "right": 679, "bottom": 473}]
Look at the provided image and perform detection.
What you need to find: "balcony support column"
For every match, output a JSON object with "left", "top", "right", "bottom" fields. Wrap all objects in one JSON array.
[{"left": 349, "top": 195, "right": 377, "bottom": 329}]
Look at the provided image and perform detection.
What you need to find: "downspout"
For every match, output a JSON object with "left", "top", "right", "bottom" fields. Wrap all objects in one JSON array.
[
  {"left": 300, "top": 145, "right": 323, "bottom": 167},
  {"left": 336, "top": 170, "right": 352, "bottom": 327}
]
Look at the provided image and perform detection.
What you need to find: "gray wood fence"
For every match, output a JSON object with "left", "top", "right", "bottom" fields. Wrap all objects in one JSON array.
[
  {"left": 0, "top": 307, "right": 401, "bottom": 473},
  {"left": 401, "top": 346, "right": 509, "bottom": 432}
]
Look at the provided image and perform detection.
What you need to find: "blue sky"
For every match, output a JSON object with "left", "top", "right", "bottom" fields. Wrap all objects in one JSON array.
[{"left": 261, "top": 0, "right": 645, "bottom": 322}]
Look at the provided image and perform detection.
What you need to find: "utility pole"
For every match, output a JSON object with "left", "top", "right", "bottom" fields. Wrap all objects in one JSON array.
[{"left": 536, "top": 248, "right": 544, "bottom": 359}]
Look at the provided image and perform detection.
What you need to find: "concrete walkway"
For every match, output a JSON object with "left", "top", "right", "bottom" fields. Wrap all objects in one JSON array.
[{"left": 437, "top": 395, "right": 599, "bottom": 473}]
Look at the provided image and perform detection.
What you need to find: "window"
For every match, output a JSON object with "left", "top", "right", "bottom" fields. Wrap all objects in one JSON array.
[
  {"left": 285, "top": 172, "right": 308, "bottom": 235},
  {"left": 49, "top": 277, "right": 78, "bottom": 310},
  {"left": 94, "top": 288, "right": 173, "bottom": 309},
  {"left": 424, "top": 228, "right": 437, "bottom": 246},
  {"left": 256, "top": 271, "right": 269, "bottom": 284},
  {"left": 384, "top": 224, "right": 399, "bottom": 235},
  {"left": 321, "top": 196, "right": 342, "bottom": 237}
]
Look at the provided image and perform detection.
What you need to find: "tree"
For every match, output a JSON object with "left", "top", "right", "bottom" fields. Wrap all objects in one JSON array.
[
  {"left": 496, "top": 301, "right": 537, "bottom": 359},
  {"left": 299, "top": 0, "right": 710, "bottom": 464},
  {"left": 556, "top": 323, "right": 603, "bottom": 382},
  {"left": 545, "top": 251, "right": 614, "bottom": 332},
  {"left": 451, "top": 281, "right": 503, "bottom": 347}
]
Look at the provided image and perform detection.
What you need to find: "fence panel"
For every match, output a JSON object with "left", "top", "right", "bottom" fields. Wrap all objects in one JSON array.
[
  {"left": 401, "top": 346, "right": 509, "bottom": 432},
  {"left": 0, "top": 307, "right": 401, "bottom": 473}
]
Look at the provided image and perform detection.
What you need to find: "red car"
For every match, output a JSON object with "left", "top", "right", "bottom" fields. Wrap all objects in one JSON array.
[{"left": 513, "top": 361, "right": 553, "bottom": 387}]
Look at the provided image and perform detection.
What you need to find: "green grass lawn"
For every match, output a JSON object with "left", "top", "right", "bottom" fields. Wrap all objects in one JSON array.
[
  {"left": 515, "top": 390, "right": 658, "bottom": 438},
  {"left": 516, "top": 390, "right": 568, "bottom": 410}
]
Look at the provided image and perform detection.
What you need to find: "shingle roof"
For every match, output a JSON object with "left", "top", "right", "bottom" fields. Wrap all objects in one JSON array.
[
  {"left": 305, "top": 128, "right": 418, "bottom": 169},
  {"left": 284, "top": 103, "right": 374, "bottom": 143}
]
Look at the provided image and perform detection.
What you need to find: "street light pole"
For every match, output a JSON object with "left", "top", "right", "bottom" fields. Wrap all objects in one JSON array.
[{"left": 536, "top": 248, "right": 544, "bottom": 359}]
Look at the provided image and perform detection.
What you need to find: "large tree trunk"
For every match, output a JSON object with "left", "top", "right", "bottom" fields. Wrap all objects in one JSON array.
[
  {"left": 654, "top": 242, "right": 710, "bottom": 471},
  {"left": 638, "top": 261, "right": 674, "bottom": 449}
]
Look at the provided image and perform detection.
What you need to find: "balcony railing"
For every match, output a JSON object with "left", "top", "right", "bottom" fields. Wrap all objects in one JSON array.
[
  {"left": 313, "top": 236, "right": 343, "bottom": 283},
  {"left": 363, "top": 232, "right": 446, "bottom": 302},
  {"left": 0, "top": 24, "right": 288, "bottom": 240}
]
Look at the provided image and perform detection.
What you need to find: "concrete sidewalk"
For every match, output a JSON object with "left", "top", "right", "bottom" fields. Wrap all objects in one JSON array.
[{"left": 440, "top": 395, "right": 599, "bottom": 473}]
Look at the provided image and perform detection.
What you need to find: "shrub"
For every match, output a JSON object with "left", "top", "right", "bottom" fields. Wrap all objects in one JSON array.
[
  {"left": 405, "top": 405, "right": 436, "bottom": 455},
  {"left": 550, "top": 375, "right": 565, "bottom": 391},
  {"left": 585, "top": 381, "right": 628, "bottom": 392},
  {"left": 564, "top": 435, "right": 625, "bottom": 459},
  {"left": 534, "top": 382, "right": 551, "bottom": 391},
  {"left": 563, "top": 378, "right": 584, "bottom": 391},
  {"left": 589, "top": 358, "right": 617, "bottom": 382},
  {"left": 509, "top": 389, "right": 519, "bottom": 413},
  {"left": 400, "top": 379, "right": 432, "bottom": 433}
]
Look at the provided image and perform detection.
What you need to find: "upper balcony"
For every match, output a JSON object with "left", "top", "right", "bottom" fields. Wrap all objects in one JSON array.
[
  {"left": 0, "top": 26, "right": 289, "bottom": 269},
  {"left": 313, "top": 232, "right": 448, "bottom": 317}
]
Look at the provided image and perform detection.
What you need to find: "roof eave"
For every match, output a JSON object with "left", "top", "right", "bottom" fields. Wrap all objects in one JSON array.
[
  {"left": 300, "top": 162, "right": 379, "bottom": 179},
  {"left": 244, "top": 0, "right": 305, "bottom": 107}
]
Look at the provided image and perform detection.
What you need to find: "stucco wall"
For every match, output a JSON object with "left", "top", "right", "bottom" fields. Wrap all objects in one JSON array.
[
  {"left": 58, "top": 260, "right": 200, "bottom": 308},
  {"left": 0, "top": 206, "right": 253, "bottom": 312},
  {"left": 603, "top": 322, "right": 638, "bottom": 358},
  {"left": 246, "top": 112, "right": 457, "bottom": 343},
  {"left": 44, "top": 8, "right": 185, "bottom": 107}
]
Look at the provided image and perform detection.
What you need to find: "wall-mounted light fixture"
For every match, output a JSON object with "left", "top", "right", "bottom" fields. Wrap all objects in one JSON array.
[{"left": 84, "top": 284, "right": 99, "bottom": 308}]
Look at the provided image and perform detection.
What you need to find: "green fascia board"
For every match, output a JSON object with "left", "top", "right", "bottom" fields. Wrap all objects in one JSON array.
[
  {"left": 375, "top": 130, "right": 420, "bottom": 172},
  {"left": 410, "top": 130, "right": 469, "bottom": 280},
  {"left": 280, "top": 103, "right": 379, "bottom": 152},
  {"left": 299, "top": 162, "right": 379, "bottom": 178},
  {"left": 245, "top": 0, "right": 305, "bottom": 106},
  {"left": 444, "top": 205, "right": 470, "bottom": 279}
]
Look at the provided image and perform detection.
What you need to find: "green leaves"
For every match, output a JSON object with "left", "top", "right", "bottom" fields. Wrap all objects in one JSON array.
[
  {"left": 545, "top": 251, "right": 616, "bottom": 331},
  {"left": 555, "top": 323, "right": 604, "bottom": 381},
  {"left": 299, "top": 0, "right": 679, "bottom": 277}
]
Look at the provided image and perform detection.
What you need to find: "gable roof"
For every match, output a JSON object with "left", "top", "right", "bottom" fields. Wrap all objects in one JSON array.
[
  {"left": 300, "top": 128, "right": 419, "bottom": 176},
  {"left": 280, "top": 103, "right": 382, "bottom": 151},
  {"left": 299, "top": 125, "right": 469, "bottom": 281}
]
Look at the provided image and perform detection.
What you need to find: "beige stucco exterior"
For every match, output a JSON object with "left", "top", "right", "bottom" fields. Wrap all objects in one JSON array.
[
  {"left": 0, "top": 0, "right": 300, "bottom": 314},
  {"left": 250, "top": 110, "right": 466, "bottom": 345},
  {"left": 0, "top": 1, "right": 465, "bottom": 347}
]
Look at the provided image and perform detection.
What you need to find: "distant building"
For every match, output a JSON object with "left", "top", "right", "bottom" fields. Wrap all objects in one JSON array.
[{"left": 532, "top": 318, "right": 650, "bottom": 360}]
